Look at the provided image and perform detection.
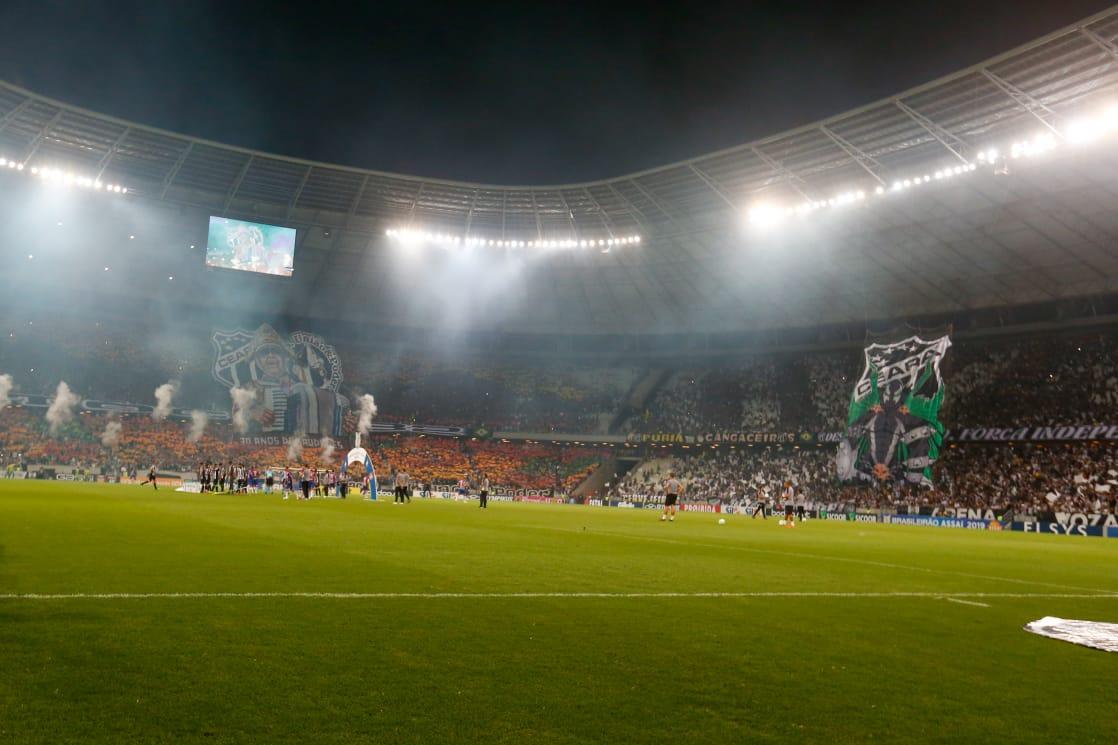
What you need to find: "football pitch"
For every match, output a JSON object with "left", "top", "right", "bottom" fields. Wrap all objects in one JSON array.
[{"left": 1, "top": 482, "right": 1116, "bottom": 744}]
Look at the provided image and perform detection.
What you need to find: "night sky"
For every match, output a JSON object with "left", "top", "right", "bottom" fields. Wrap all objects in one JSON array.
[{"left": 0, "top": 1, "right": 1112, "bottom": 184}]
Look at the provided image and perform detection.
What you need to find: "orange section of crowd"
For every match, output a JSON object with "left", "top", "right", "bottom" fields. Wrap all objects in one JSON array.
[{"left": 0, "top": 408, "right": 607, "bottom": 492}]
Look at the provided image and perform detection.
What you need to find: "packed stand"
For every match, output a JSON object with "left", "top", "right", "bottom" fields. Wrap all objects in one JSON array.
[
  {"left": 0, "top": 406, "right": 608, "bottom": 494},
  {"left": 611, "top": 441, "right": 1117, "bottom": 518},
  {"left": 629, "top": 361, "right": 781, "bottom": 434}
]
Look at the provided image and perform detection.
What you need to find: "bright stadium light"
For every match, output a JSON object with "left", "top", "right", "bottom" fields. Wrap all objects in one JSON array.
[
  {"left": 0, "top": 156, "right": 130, "bottom": 197},
  {"left": 747, "top": 202, "right": 788, "bottom": 228},
  {"left": 752, "top": 101, "right": 1118, "bottom": 226},
  {"left": 384, "top": 226, "right": 641, "bottom": 250}
]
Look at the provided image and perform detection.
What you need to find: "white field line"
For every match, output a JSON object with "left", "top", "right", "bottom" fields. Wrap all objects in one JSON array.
[
  {"left": 944, "top": 597, "right": 992, "bottom": 607},
  {"left": 1, "top": 591, "right": 1116, "bottom": 601}
]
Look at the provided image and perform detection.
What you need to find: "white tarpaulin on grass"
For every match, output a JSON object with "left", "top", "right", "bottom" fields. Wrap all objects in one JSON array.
[{"left": 1024, "top": 616, "right": 1118, "bottom": 652}]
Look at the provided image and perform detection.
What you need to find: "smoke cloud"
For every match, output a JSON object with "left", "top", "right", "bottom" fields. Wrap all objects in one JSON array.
[
  {"left": 229, "top": 386, "right": 257, "bottom": 434},
  {"left": 319, "top": 436, "right": 336, "bottom": 464},
  {"left": 46, "top": 381, "right": 80, "bottom": 435},
  {"left": 357, "top": 393, "right": 378, "bottom": 435},
  {"left": 188, "top": 410, "right": 209, "bottom": 443},
  {"left": 101, "top": 420, "right": 122, "bottom": 448},
  {"left": 286, "top": 435, "right": 304, "bottom": 462},
  {"left": 0, "top": 373, "right": 13, "bottom": 410},
  {"left": 152, "top": 380, "right": 180, "bottom": 421}
]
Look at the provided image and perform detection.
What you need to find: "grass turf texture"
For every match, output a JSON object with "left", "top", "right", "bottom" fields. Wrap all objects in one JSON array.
[{"left": 1, "top": 482, "right": 1116, "bottom": 744}]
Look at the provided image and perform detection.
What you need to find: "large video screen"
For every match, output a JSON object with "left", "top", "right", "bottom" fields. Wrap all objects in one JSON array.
[{"left": 205, "top": 217, "right": 296, "bottom": 277}]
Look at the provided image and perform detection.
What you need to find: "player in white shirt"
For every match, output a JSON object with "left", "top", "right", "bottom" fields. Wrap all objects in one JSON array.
[
  {"left": 394, "top": 470, "right": 409, "bottom": 504},
  {"left": 794, "top": 487, "right": 807, "bottom": 522},
  {"left": 782, "top": 482, "right": 796, "bottom": 527}
]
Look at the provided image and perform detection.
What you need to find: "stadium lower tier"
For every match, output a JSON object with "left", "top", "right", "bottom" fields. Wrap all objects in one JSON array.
[
  {"left": 0, "top": 408, "right": 604, "bottom": 493},
  {"left": 1, "top": 408, "right": 1114, "bottom": 517}
]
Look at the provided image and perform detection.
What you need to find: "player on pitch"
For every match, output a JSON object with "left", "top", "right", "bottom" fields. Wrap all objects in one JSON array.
[
  {"left": 782, "top": 481, "right": 796, "bottom": 527},
  {"left": 661, "top": 471, "right": 683, "bottom": 522}
]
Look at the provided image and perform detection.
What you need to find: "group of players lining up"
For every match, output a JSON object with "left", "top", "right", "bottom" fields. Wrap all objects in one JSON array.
[
  {"left": 658, "top": 471, "right": 806, "bottom": 526},
  {"left": 194, "top": 462, "right": 371, "bottom": 500},
  {"left": 191, "top": 462, "right": 802, "bottom": 520},
  {"left": 193, "top": 461, "right": 494, "bottom": 507}
]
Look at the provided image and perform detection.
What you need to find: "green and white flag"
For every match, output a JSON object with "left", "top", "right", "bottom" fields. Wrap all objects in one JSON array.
[{"left": 837, "top": 334, "right": 950, "bottom": 487}]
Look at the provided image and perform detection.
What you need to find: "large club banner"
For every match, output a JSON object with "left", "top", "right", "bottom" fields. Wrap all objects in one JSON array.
[
  {"left": 212, "top": 324, "right": 347, "bottom": 437},
  {"left": 838, "top": 334, "right": 951, "bottom": 486}
]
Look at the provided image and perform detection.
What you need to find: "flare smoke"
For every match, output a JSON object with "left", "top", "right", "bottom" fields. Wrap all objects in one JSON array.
[
  {"left": 319, "top": 436, "right": 336, "bottom": 464},
  {"left": 46, "top": 381, "right": 80, "bottom": 435},
  {"left": 0, "top": 373, "right": 12, "bottom": 410},
  {"left": 188, "top": 410, "right": 209, "bottom": 443},
  {"left": 229, "top": 386, "right": 257, "bottom": 434},
  {"left": 286, "top": 435, "right": 304, "bottom": 462},
  {"left": 101, "top": 420, "right": 122, "bottom": 448},
  {"left": 357, "top": 394, "right": 378, "bottom": 435},
  {"left": 152, "top": 381, "right": 180, "bottom": 420}
]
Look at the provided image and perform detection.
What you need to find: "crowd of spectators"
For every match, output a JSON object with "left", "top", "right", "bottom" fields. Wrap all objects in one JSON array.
[
  {"left": 351, "top": 356, "right": 635, "bottom": 434},
  {"left": 628, "top": 360, "right": 781, "bottom": 434},
  {"left": 0, "top": 407, "right": 607, "bottom": 493},
  {"left": 5, "top": 313, "right": 1117, "bottom": 438},
  {"left": 6, "top": 396, "right": 1116, "bottom": 517},
  {"left": 611, "top": 441, "right": 1118, "bottom": 518},
  {"left": 801, "top": 352, "right": 857, "bottom": 430},
  {"left": 2, "top": 314, "right": 636, "bottom": 435},
  {"left": 633, "top": 333, "right": 1118, "bottom": 435},
  {"left": 942, "top": 336, "right": 1118, "bottom": 426}
]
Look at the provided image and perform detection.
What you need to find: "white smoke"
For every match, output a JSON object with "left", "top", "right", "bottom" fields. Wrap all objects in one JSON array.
[
  {"left": 286, "top": 435, "right": 304, "bottom": 462},
  {"left": 46, "top": 381, "right": 80, "bottom": 435},
  {"left": 319, "top": 436, "right": 336, "bottom": 464},
  {"left": 152, "top": 380, "right": 180, "bottom": 421},
  {"left": 188, "top": 410, "right": 209, "bottom": 443},
  {"left": 0, "top": 373, "right": 13, "bottom": 410},
  {"left": 101, "top": 420, "right": 122, "bottom": 448},
  {"left": 229, "top": 386, "right": 257, "bottom": 434},
  {"left": 357, "top": 393, "right": 378, "bottom": 435}
]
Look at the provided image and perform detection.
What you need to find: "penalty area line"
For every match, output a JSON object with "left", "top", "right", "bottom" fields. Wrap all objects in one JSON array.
[{"left": 1, "top": 591, "right": 1117, "bottom": 601}]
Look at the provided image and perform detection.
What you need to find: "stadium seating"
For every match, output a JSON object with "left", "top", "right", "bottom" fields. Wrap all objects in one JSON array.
[
  {"left": 0, "top": 407, "right": 608, "bottom": 493},
  {"left": 612, "top": 442, "right": 1118, "bottom": 517},
  {"left": 5, "top": 311, "right": 1116, "bottom": 437}
]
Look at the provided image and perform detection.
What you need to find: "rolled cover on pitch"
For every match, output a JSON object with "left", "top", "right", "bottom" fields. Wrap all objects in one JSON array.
[{"left": 1024, "top": 617, "right": 1118, "bottom": 652}]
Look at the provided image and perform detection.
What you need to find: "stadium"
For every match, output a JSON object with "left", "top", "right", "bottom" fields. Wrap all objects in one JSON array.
[{"left": 1, "top": 4, "right": 1118, "bottom": 743}]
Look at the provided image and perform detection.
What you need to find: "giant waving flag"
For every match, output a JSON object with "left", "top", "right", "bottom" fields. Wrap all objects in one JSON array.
[{"left": 837, "top": 334, "right": 951, "bottom": 487}]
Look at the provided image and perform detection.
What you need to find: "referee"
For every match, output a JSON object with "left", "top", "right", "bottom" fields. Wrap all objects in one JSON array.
[
  {"left": 394, "top": 469, "right": 409, "bottom": 504},
  {"left": 479, "top": 473, "right": 489, "bottom": 509}
]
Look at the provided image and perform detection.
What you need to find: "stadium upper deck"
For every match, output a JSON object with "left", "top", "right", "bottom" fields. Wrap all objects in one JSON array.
[{"left": 3, "top": 7, "right": 1118, "bottom": 334}]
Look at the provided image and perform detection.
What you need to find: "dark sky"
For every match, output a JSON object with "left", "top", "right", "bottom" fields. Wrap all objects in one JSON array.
[{"left": 0, "top": 0, "right": 1112, "bottom": 184}]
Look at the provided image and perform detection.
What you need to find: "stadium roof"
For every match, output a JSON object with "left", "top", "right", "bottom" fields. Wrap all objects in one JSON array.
[{"left": 4, "top": 6, "right": 1118, "bottom": 335}]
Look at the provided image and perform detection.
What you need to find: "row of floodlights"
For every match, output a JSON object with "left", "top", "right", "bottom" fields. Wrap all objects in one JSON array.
[
  {"left": 0, "top": 157, "right": 128, "bottom": 193},
  {"left": 748, "top": 103, "right": 1118, "bottom": 228},
  {"left": 385, "top": 228, "right": 640, "bottom": 249}
]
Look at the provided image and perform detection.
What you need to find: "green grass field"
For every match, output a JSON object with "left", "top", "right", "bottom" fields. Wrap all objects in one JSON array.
[{"left": 1, "top": 481, "right": 1116, "bottom": 744}]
